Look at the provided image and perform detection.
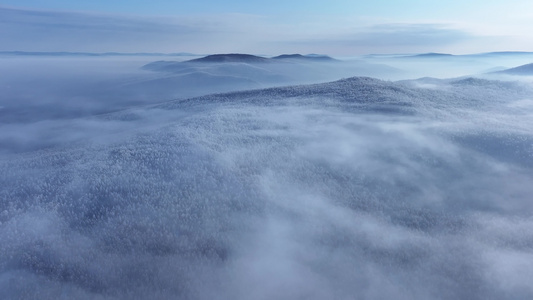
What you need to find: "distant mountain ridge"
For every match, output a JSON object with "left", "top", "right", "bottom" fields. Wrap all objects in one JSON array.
[
  {"left": 187, "top": 54, "right": 271, "bottom": 63},
  {"left": 493, "top": 62, "right": 533, "bottom": 75},
  {"left": 480, "top": 51, "right": 533, "bottom": 56},
  {"left": 405, "top": 53, "right": 453, "bottom": 58},
  {"left": 183, "top": 53, "right": 335, "bottom": 64},
  {"left": 271, "top": 54, "right": 336, "bottom": 61}
]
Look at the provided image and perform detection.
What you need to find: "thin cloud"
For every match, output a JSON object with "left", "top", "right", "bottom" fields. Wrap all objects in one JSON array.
[
  {"left": 0, "top": 7, "right": 489, "bottom": 55},
  {"left": 0, "top": 7, "right": 244, "bottom": 52},
  {"left": 351, "top": 24, "right": 471, "bottom": 46},
  {"left": 287, "top": 23, "right": 473, "bottom": 54}
]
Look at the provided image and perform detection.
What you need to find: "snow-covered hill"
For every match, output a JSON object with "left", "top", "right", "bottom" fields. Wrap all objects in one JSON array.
[{"left": 1, "top": 75, "right": 533, "bottom": 299}]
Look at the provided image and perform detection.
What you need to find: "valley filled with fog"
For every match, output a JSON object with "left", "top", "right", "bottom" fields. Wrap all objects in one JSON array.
[{"left": 1, "top": 53, "right": 533, "bottom": 299}]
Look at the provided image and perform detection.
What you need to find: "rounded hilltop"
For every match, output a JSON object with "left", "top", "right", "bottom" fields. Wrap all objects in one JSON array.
[
  {"left": 187, "top": 54, "right": 270, "bottom": 63},
  {"left": 184, "top": 53, "right": 335, "bottom": 63}
]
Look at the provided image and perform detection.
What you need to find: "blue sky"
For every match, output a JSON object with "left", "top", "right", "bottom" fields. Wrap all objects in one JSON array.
[
  {"left": 0, "top": 0, "right": 518, "bottom": 18},
  {"left": 1, "top": 0, "right": 533, "bottom": 55}
]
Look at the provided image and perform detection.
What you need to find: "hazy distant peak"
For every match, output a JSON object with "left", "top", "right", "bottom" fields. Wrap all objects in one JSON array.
[
  {"left": 186, "top": 54, "right": 270, "bottom": 63},
  {"left": 272, "top": 54, "right": 305, "bottom": 59},
  {"left": 483, "top": 51, "right": 533, "bottom": 56},
  {"left": 272, "top": 54, "right": 335, "bottom": 61},
  {"left": 494, "top": 62, "right": 533, "bottom": 75},
  {"left": 185, "top": 53, "right": 336, "bottom": 64},
  {"left": 409, "top": 52, "right": 453, "bottom": 58}
]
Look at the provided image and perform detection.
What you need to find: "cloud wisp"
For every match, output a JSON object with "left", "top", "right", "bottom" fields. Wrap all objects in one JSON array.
[{"left": 0, "top": 6, "right": 478, "bottom": 54}]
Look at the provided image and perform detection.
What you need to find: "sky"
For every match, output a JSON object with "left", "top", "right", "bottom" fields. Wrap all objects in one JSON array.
[{"left": 1, "top": 0, "right": 533, "bottom": 55}]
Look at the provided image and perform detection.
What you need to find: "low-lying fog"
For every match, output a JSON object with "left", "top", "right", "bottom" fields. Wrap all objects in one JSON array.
[
  {"left": 1, "top": 53, "right": 533, "bottom": 299},
  {"left": 2, "top": 53, "right": 533, "bottom": 124}
]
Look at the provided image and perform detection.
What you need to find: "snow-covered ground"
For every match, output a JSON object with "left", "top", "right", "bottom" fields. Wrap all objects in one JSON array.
[{"left": 1, "top": 55, "right": 533, "bottom": 299}]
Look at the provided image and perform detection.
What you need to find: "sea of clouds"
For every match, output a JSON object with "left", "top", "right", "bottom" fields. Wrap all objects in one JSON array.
[{"left": 1, "top": 56, "right": 533, "bottom": 299}]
